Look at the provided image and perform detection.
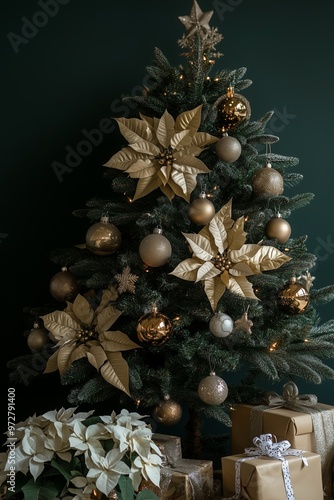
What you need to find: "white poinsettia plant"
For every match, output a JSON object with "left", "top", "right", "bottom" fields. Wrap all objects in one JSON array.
[{"left": 1, "top": 408, "right": 162, "bottom": 500}]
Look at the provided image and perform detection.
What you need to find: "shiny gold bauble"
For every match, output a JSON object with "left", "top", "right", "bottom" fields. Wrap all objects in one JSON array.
[
  {"left": 277, "top": 277, "right": 310, "bottom": 315},
  {"left": 215, "top": 135, "right": 242, "bottom": 163},
  {"left": 90, "top": 489, "right": 118, "bottom": 500},
  {"left": 153, "top": 395, "right": 182, "bottom": 425},
  {"left": 86, "top": 216, "right": 121, "bottom": 256},
  {"left": 189, "top": 193, "right": 215, "bottom": 225},
  {"left": 136, "top": 305, "right": 173, "bottom": 346},
  {"left": 252, "top": 162, "right": 284, "bottom": 197},
  {"left": 198, "top": 371, "right": 228, "bottom": 405},
  {"left": 215, "top": 86, "right": 251, "bottom": 130},
  {"left": 139, "top": 226, "right": 172, "bottom": 267},
  {"left": 49, "top": 267, "right": 79, "bottom": 303},
  {"left": 27, "top": 324, "right": 50, "bottom": 352},
  {"left": 265, "top": 213, "right": 291, "bottom": 244}
]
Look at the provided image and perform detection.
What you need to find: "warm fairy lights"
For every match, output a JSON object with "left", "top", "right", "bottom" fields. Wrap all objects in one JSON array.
[{"left": 269, "top": 342, "right": 278, "bottom": 352}]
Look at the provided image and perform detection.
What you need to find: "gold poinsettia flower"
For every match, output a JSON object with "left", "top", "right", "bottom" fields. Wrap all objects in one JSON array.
[
  {"left": 104, "top": 105, "right": 218, "bottom": 201},
  {"left": 170, "top": 199, "right": 292, "bottom": 311},
  {"left": 41, "top": 289, "right": 140, "bottom": 396}
]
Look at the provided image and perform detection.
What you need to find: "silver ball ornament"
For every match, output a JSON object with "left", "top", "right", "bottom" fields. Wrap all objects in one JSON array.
[
  {"left": 209, "top": 312, "right": 234, "bottom": 338},
  {"left": 198, "top": 371, "right": 228, "bottom": 405}
]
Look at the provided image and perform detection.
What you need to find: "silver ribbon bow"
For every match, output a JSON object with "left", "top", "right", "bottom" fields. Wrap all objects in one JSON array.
[{"left": 227, "top": 433, "right": 308, "bottom": 500}]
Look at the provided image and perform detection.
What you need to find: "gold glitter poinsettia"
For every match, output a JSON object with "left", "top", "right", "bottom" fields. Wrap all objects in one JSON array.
[
  {"left": 170, "top": 199, "right": 292, "bottom": 311},
  {"left": 104, "top": 105, "right": 218, "bottom": 202},
  {"left": 41, "top": 288, "right": 140, "bottom": 396}
]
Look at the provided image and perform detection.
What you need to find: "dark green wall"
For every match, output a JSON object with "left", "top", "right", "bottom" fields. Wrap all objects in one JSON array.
[{"left": 2, "top": 0, "right": 334, "bottom": 426}]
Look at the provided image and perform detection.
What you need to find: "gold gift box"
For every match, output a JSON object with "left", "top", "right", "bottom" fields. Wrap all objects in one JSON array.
[
  {"left": 222, "top": 451, "right": 323, "bottom": 500},
  {"left": 160, "top": 458, "right": 213, "bottom": 499},
  {"left": 152, "top": 433, "right": 182, "bottom": 466},
  {"left": 230, "top": 403, "right": 334, "bottom": 454}
]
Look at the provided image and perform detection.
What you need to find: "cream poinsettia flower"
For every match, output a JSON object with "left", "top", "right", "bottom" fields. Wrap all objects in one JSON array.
[
  {"left": 104, "top": 105, "right": 218, "bottom": 201},
  {"left": 130, "top": 453, "right": 162, "bottom": 492},
  {"left": 86, "top": 449, "right": 130, "bottom": 496},
  {"left": 170, "top": 199, "right": 292, "bottom": 311},
  {"left": 14, "top": 427, "right": 55, "bottom": 481},
  {"left": 41, "top": 289, "right": 140, "bottom": 396}
]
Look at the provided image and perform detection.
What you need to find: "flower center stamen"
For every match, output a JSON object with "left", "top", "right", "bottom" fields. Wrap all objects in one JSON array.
[
  {"left": 157, "top": 147, "right": 176, "bottom": 167},
  {"left": 211, "top": 251, "right": 232, "bottom": 272},
  {"left": 76, "top": 329, "right": 98, "bottom": 343}
]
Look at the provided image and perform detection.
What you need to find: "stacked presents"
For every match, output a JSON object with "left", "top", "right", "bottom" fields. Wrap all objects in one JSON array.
[
  {"left": 221, "top": 381, "right": 334, "bottom": 499},
  {"left": 144, "top": 433, "right": 215, "bottom": 499}
]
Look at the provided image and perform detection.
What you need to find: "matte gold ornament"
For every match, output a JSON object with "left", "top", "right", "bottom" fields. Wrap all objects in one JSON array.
[
  {"left": 252, "top": 162, "right": 284, "bottom": 197},
  {"left": 153, "top": 394, "right": 182, "bottom": 425},
  {"left": 209, "top": 312, "right": 234, "bottom": 338},
  {"left": 277, "top": 276, "right": 310, "bottom": 315},
  {"left": 198, "top": 371, "right": 228, "bottom": 405},
  {"left": 139, "top": 226, "right": 172, "bottom": 267},
  {"left": 265, "top": 212, "right": 291, "bottom": 244},
  {"left": 188, "top": 190, "right": 215, "bottom": 225},
  {"left": 104, "top": 105, "right": 218, "bottom": 202},
  {"left": 49, "top": 266, "right": 79, "bottom": 303},
  {"left": 215, "top": 86, "right": 251, "bottom": 131},
  {"left": 170, "top": 199, "right": 292, "bottom": 311},
  {"left": 215, "top": 133, "right": 242, "bottom": 163},
  {"left": 136, "top": 304, "right": 173, "bottom": 346},
  {"left": 86, "top": 215, "right": 121, "bottom": 256},
  {"left": 27, "top": 323, "right": 50, "bottom": 352}
]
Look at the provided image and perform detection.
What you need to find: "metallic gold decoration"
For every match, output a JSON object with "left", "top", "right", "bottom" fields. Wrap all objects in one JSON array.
[
  {"left": 188, "top": 190, "right": 215, "bottom": 225},
  {"left": 215, "top": 86, "right": 251, "bottom": 131},
  {"left": 27, "top": 323, "right": 51, "bottom": 352},
  {"left": 233, "top": 307, "right": 253, "bottom": 334},
  {"left": 198, "top": 371, "right": 228, "bottom": 405},
  {"left": 49, "top": 266, "right": 79, "bottom": 303},
  {"left": 41, "top": 290, "right": 140, "bottom": 395},
  {"left": 252, "top": 162, "right": 284, "bottom": 197},
  {"left": 170, "top": 199, "right": 292, "bottom": 311},
  {"left": 136, "top": 304, "right": 173, "bottom": 346},
  {"left": 277, "top": 276, "right": 310, "bottom": 315},
  {"left": 114, "top": 266, "right": 139, "bottom": 294},
  {"left": 215, "top": 133, "right": 242, "bottom": 163},
  {"left": 297, "top": 271, "right": 315, "bottom": 292},
  {"left": 178, "top": 0, "right": 213, "bottom": 37},
  {"left": 153, "top": 394, "right": 182, "bottom": 425},
  {"left": 209, "top": 312, "right": 234, "bottom": 338},
  {"left": 104, "top": 106, "right": 218, "bottom": 202},
  {"left": 139, "top": 226, "right": 172, "bottom": 267},
  {"left": 265, "top": 212, "right": 291, "bottom": 244},
  {"left": 86, "top": 215, "right": 121, "bottom": 256}
]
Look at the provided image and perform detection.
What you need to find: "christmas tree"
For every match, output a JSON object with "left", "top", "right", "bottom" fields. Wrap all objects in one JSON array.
[{"left": 5, "top": 0, "right": 334, "bottom": 484}]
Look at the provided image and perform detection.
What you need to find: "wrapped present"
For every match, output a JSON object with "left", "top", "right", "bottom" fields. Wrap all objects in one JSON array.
[
  {"left": 152, "top": 433, "right": 182, "bottom": 466},
  {"left": 222, "top": 433, "right": 323, "bottom": 500},
  {"left": 160, "top": 458, "right": 213, "bottom": 499},
  {"left": 230, "top": 381, "right": 334, "bottom": 496}
]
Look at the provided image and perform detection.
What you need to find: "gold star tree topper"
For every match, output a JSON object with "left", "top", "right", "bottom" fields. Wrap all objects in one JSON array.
[
  {"left": 170, "top": 200, "right": 292, "bottom": 311},
  {"left": 178, "top": 0, "right": 214, "bottom": 37},
  {"left": 105, "top": 105, "right": 218, "bottom": 202}
]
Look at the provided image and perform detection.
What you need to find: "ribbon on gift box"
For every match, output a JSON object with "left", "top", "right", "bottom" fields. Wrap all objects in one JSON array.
[
  {"left": 249, "top": 381, "right": 334, "bottom": 493},
  {"left": 224, "top": 433, "right": 308, "bottom": 500}
]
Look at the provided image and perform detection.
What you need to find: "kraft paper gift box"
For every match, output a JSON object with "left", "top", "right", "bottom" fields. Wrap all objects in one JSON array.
[
  {"left": 222, "top": 450, "right": 323, "bottom": 500},
  {"left": 230, "top": 402, "right": 334, "bottom": 496},
  {"left": 152, "top": 433, "right": 182, "bottom": 466},
  {"left": 160, "top": 458, "right": 214, "bottom": 499}
]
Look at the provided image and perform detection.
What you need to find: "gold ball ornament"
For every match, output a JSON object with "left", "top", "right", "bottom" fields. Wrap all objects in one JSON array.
[
  {"left": 139, "top": 226, "right": 172, "bottom": 267},
  {"left": 277, "top": 277, "right": 310, "bottom": 315},
  {"left": 252, "top": 162, "right": 284, "bottom": 197},
  {"left": 189, "top": 191, "right": 215, "bottom": 225},
  {"left": 209, "top": 312, "right": 234, "bottom": 338},
  {"left": 49, "top": 267, "right": 79, "bottom": 303},
  {"left": 153, "top": 394, "right": 182, "bottom": 425},
  {"left": 215, "top": 133, "right": 242, "bottom": 163},
  {"left": 265, "top": 212, "right": 291, "bottom": 244},
  {"left": 215, "top": 86, "right": 251, "bottom": 131},
  {"left": 86, "top": 215, "right": 121, "bottom": 256},
  {"left": 136, "top": 304, "right": 173, "bottom": 346},
  {"left": 198, "top": 371, "right": 228, "bottom": 405},
  {"left": 27, "top": 323, "right": 50, "bottom": 352}
]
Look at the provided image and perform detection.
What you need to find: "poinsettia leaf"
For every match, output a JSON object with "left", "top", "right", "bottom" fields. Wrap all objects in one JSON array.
[
  {"left": 197, "top": 262, "right": 221, "bottom": 282},
  {"left": 126, "top": 161, "right": 156, "bottom": 179},
  {"left": 170, "top": 130, "right": 191, "bottom": 149},
  {"left": 174, "top": 105, "right": 202, "bottom": 135},
  {"left": 57, "top": 344, "right": 78, "bottom": 374},
  {"left": 116, "top": 117, "right": 154, "bottom": 144},
  {"left": 43, "top": 350, "right": 59, "bottom": 374},
  {"left": 22, "top": 477, "right": 61, "bottom": 500},
  {"left": 73, "top": 294, "right": 94, "bottom": 325},
  {"left": 176, "top": 154, "right": 211, "bottom": 173},
  {"left": 156, "top": 109, "right": 175, "bottom": 148},
  {"left": 95, "top": 288, "right": 118, "bottom": 315},
  {"left": 229, "top": 262, "right": 254, "bottom": 276},
  {"left": 40, "top": 311, "right": 81, "bottom": 340},
  {"left": 133, "top": 176, "right": 161, "bottom": 201},
  {"left": 171, "top": 170, "right": 197, "bottom": 197},
  {"left": 87, "top": 345, "right": 107, "bottom": 369},
  {"left": 209, "top": 217, "right": 227, "bottom": 254},
  {"left": 191, "top": 131, "right": 219, "bottom": 147},
  {"left": 183, "top": 232, "right": 214, "bottom": 261},
  {"left": 204, "top": 277, "right": 226, "bottom": 311},
  {"left": 118, "top": 475, "right": 135, "bottom": 499},
  {"left": 230, "top": 276, "right": 259, "bottom": 300},
  {"left": 96, "top": 306, "right": 122, "bottom": 335},
  {"left": 130, "top": 140, "right": 160, "bottom": 156},
  {"left": 100, "top": 351, "right": 130, "bottom": 395},
  {"left": 215, "top": 199, "right": 234, "bottom": 230},
  {"left": 100, "top": 330, "right": 140, "bottom": 352},
  {"left": 104, "top": 146, "right": 145, "bottom": 170},
  {"left": 170, "top": 258, "right": 202, "bottom": 281}
]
